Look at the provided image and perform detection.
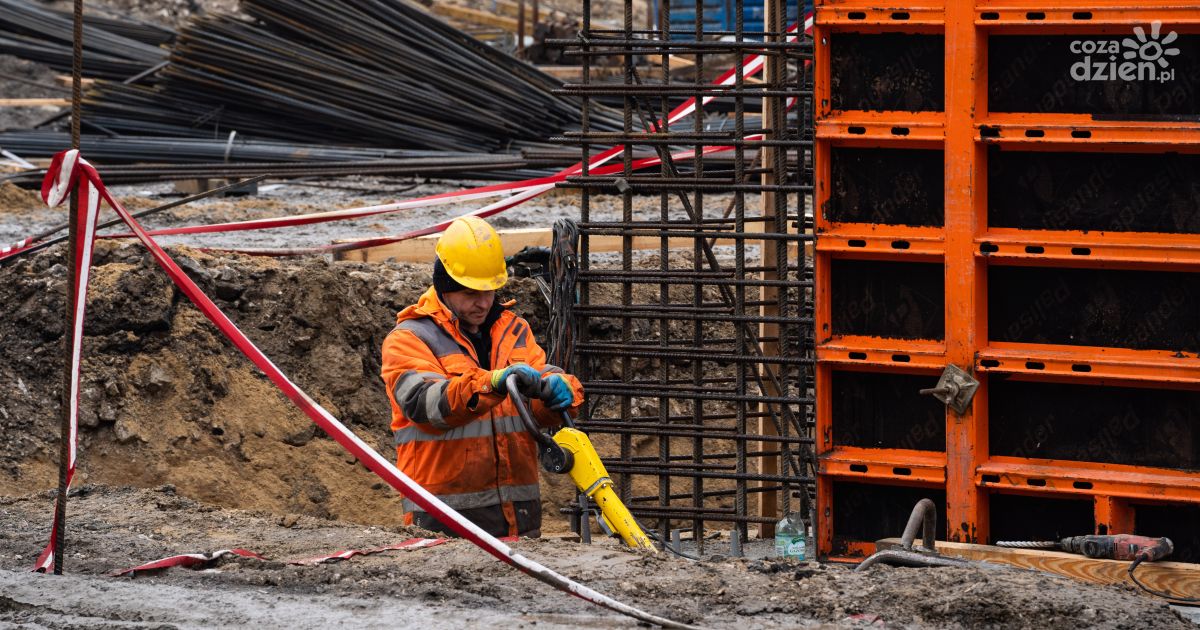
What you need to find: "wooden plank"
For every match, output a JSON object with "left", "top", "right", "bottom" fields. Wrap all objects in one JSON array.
[
  {"left": 335, "top": 227, "right": 813, "bottom": 263},
  {"left": 876, "top": 538, "right": 1200, "bottom": 600},
  {"left": 537, "top": 65, "right": 624, "bottom": 81},
  {"left": 428, "top": 4, "right": 520, "bottom": 32},
  {"left": 54, "top": 75, "right": 96, "bottom": 89},
  {"left": 0, "top": 98, "right": 70, "bottom": 107}
]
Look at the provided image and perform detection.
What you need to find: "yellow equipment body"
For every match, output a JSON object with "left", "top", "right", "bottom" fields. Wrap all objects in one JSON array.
[{"left": 552, "top": 427, "right": 657, "bottom": 552}]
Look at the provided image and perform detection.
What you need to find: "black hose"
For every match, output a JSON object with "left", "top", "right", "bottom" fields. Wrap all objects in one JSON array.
[
  {"left": 1128, "top": 557, "right": 1200, "bottom": 603},
  {"left": 546, "top": 217, "right": 579, "bottom": 371}
]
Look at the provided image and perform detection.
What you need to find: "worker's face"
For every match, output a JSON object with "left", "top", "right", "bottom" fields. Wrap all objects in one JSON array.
[{"left": 444, "top": 288, "right": 495, "bottom": 331}]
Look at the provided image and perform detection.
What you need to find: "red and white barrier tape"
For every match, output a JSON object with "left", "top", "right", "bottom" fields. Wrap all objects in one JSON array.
[
  {"left": 111, "top": 537, "right": 448, "bottom": 577},
  {"left": 110, "top": 548, "right": 266, "bottom": 577},
  {"left": 33, "top": 150, "right": 698, "bottom": 630},
  {"left": 32, "top": 150, "right": 103, "bottom": 573}
]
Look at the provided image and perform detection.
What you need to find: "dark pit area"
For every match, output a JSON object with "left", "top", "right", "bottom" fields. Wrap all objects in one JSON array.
[
  {"left": 832, "top": 481, "right": 947, "bottom": 554},
  {"left": 831, "top": 259, "right": 945, "bottom": 340},
  {"left": 830, "top": 32, "right": 945, "bottom": 112},
  {"left": 988, "top": 148, "right": 1200, "bottom": 234},
  {"left": 832, "top": 370, "right": 945, "bottom": 451},
  {"left": 989, "top": 377, "right": 1200, "bottom": 471},
  {"left": 988, "top": 33, "right": 1200, "bottom": 117},
  {"left": 1134, "top": 503, "right": 1200, "bottom": 564},
  {"left": 989, "top": 266, "right": 1200, "bottom": 352},
  {"left": 988, "top": 493, "right": 1095, "bottom": 543},
  {"left": 827, "top": 147, "right": 944, "bottom": 227}
]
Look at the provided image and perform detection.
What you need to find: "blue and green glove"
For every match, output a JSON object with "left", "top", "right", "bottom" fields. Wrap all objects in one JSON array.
[
  {"left": 538, "top": 374, "right": 575, "bottom": 410},
  {"left": 490, "top": 363, "right": 541, "bottom": 398}
]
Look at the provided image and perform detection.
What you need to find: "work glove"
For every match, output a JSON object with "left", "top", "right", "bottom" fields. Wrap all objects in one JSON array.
[
  {"left": 491, "top": 363, "right": 541, "bottom": 398},
  {"left": 538, "top": 374, "right": 575, "bottom": 410}
]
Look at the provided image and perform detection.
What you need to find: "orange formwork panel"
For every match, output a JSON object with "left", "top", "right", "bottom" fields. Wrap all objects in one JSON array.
[{"left": 815, "top": 0, "right": 1200, "bottom": 560}]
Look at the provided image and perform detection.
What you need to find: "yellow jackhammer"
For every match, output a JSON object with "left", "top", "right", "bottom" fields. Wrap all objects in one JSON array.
[{"left": 506, "top": 376, "right": 657, "bottom": 552}]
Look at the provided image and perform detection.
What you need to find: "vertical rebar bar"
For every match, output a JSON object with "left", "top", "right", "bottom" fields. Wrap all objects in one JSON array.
[
  {"left": 56, "top": 0, "right": 85, "bottom": 576},
  {"left": 565, "top": 0, "right": 814, "bottom": 540}
]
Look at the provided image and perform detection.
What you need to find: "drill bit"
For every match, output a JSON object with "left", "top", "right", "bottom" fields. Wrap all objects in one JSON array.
[{"left": 995, "top": 540, "right": 1061, "bottom": 549}]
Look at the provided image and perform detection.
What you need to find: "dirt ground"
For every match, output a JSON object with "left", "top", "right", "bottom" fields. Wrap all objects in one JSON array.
[
  {"left": 0, "top": 2, "right": 1194, "bottom": 626},
  {"left": 0, "top": 187, "right": 1191, "bottom": 628},
  {"left": 0, "top": 486, "right": 1190, "bottom": 629}
]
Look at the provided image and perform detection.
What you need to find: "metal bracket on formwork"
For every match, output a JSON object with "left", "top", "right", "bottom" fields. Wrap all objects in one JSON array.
[{"left": 920, "top": 364, "right": 979, "bottom": 415}]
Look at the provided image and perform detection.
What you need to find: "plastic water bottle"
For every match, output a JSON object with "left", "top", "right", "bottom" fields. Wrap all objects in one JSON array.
[{"left": 774, "top": 510, "right": 807, "bottom": 560}]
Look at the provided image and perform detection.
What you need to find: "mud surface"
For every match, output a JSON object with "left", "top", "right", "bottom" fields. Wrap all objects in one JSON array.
[{"left": 0, "top": 486, "right": 1189, "bottom": 629}]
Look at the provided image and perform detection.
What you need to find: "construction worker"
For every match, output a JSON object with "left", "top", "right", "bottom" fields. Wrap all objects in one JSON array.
[{"left": 381, "top": 216, "right": 584, "bottom": 538}]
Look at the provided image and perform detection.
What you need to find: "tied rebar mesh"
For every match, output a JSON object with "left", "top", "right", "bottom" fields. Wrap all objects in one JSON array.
[{"left": 555, "top": 0, "right": 815, "bottom": 550}]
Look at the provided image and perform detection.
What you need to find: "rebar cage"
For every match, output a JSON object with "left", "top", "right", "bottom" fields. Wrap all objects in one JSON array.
[{"left": 555, "top": 0, "right": 815, "bottom": 548}]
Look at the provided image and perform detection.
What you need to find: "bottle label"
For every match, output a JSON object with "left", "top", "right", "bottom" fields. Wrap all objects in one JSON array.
[
  {"left": 786, "top": 538, "right": 806, "bottom": 560},
  {"left": 775, "top": 534, "right": 806, "bottom": 560}
]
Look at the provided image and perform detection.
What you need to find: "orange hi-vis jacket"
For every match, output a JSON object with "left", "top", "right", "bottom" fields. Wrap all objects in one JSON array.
[{"left": 381, "top": 287, "right": 584, "bottom": 536}]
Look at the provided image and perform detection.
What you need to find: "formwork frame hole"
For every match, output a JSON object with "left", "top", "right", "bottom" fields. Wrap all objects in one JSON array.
[
  {"left": 1027, "top": 478, "right": 1047, "bottom": 487},
  {"left": 850, "top": 464, "right": 869, "bottom": 473},
  {"left": 848, "top": 11, "right": 866, "bottom": 20},
  {"left": 1024, "top": 245, "right": 1044, "bottom": 254},
  {"left": 980, "top": 11, "right": 999, "bottom": 20},
  {"left": 1026, "top": 11, "right": 1045, "bottom": 20}
]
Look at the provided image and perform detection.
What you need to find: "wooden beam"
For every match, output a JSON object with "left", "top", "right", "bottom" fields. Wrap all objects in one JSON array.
[
  {"left": 334, "top": 227, "right": 806, "bottom": 263},
  {"left": 876, "top": 538, "right": 1200, "bottom": 600},
  {"left": 428, "top": 4, "right": 520, "bottom": 32},
  {"left": 54, "top": 75, "right": 95, "bottom": 89},
  {"left": 0, "top": 98, "right": 70, "bottom": 107}
]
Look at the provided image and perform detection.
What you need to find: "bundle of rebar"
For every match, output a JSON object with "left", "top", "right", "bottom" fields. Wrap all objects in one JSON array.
[
  {"left": 0, "top": 0, "right": 169, "bottom": 80},
  {"left": 76, "top": 0, "right": 620, "bottom": 151},
  {"left": 0, "top": 130, "right": 578, "bottom": 185}
]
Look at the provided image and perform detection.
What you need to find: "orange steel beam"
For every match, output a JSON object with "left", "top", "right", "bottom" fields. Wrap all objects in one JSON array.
[
  {"left": 974, "top": 6, "right": 1200, "bottom": 27},
  {"left": 978, "top": 231, "right": 1200, "bottom": 270},
  {"left": 979, "top": 458, "right": 1200, "bottom": 503},
  {"left": 820, "top": 447, "right": 947, "bottom": 485},
  {"left": 979, "top": 343, "right": 1200, "bottom": 386},
  {"left": 944, "top": 0, "right": 988, "bottom": 544},
  {"left": 817, "top": 337, "right": 946, "bottom": 371},
  {"left": 978, "top": 114, "right": 1200, "bottom": 145},
  {"left": 818, "top": 113, "right": 945, "bottom": 143},
  {"left": 817, "top": 229, "right": 945, "bottom": 260},
  {"left": 1095, "top": 495, "right": 1135, "bottom": 535}
]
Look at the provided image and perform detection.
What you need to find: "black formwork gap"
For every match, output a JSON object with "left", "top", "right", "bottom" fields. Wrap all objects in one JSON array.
[
  {"left": 832, "top": 371, "right": 945, "bottom": 451},
  {"left": 989, "top": 377, "right": 1200, "bottom": 471},
  {"left": 988, "top": 34, "right": 1200, "bottom": 117},
  {"left": 831, "top": 481, "right": 946, "bottom": 553},
  {"left": 989, "top": 266, "right": 1200, "bottom": 352},
  {"left": 829, "top": 33, "right": 945, "bottom": 112},
  {"left": 988, "top": 493, "right": 1095, "bottom": 544},
  {"left": 827, "top": 147, "right": 944, "bottom": 227},
  {"left": 1135, "top": 503, "right": 1200, "bottom": 564},
  {"left": 830, "top": 259, "right": 945, "bottom": 340},
  {"left": 988, "top": 148, "right": 1200, "bottom": 234},
  {"left": 566, "top": 0, "right": 815, "bottom": 548}
]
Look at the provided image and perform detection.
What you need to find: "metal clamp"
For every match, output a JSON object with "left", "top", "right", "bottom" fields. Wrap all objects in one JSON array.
[{"left": 920, "top": 364, "right": 979, "bottom": 415}]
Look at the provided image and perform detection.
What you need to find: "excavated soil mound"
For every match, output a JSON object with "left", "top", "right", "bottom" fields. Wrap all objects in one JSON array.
[
  {"left": 0, "top": 486, "right": 1187, "bottom": 628},
  {"left": 0, "top": 241, "right": 572, "bottom": 526}
]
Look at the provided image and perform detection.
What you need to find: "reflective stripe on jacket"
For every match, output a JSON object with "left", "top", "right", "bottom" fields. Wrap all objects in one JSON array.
[{"left": 381, "top": 287, "right": 583, "bottom": 537}]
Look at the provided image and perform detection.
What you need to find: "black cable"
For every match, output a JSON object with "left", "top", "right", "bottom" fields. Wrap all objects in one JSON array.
[
  {"left": 546, "top": 217, "right": 579, "bottom": 370},
  {"left": 1128, "top": 557, "right": 1200, "bottom": 603}
]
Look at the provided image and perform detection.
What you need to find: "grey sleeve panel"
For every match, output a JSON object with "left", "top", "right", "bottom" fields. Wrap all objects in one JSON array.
[
  {"left": 394, "top": 370, "right": 452, "bottom": 430},
  {"left": 396, "top": 318, "right": 463, "bottom": 358},
  {"left": 540, "top": 364, "right": 564, "bottom": 375}
]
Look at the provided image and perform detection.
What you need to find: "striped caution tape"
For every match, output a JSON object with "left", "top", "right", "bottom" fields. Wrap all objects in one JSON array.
[
  {"left": 31, "top": 150, "right": 700, "bottom": 630},
  {"left": 111, "top": 537, "right": 449, "bottom": 577},
  {"left": 31, "top": 150, "right": 103, "bottom": 573}
]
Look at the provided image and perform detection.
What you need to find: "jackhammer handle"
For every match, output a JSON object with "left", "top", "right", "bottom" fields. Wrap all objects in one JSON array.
[{"left": 506, "top": 375, "right": 555, "bottom": 447}]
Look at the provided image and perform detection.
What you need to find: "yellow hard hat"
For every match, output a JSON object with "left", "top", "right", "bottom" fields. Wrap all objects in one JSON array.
[{"left": 435, "top": 216, "right": 508, "bottom": 291}]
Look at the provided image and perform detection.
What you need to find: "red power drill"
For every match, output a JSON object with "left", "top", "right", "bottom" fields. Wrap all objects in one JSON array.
[
  {"left": 997, "top": 534, "right": 1173, "bottom": 561},
  {"left": 997, "top": 535, "right": 1195, "bottom": 602},
  {"left": 1057, "top": 534, "right": 1173, "bottom": 562}
]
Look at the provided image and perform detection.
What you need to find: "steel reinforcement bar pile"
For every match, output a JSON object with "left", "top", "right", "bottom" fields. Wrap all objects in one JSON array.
[
  {"left": 75, "top": 0, "right": 623, "bottom": 152},
  {"left": 556, "top": 0, "right": 815, "bottom": 548}
]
